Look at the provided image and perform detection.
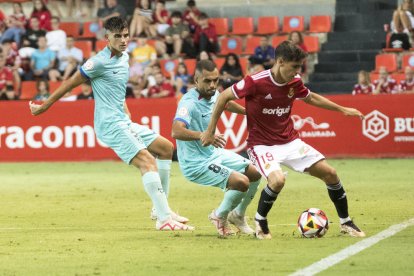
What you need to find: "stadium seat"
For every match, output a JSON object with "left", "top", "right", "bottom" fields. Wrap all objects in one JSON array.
[
  {"left": 219, "top": 36, "right": 243, "bottom": 55},
  {"left": 272, "top": 35, "right": 288, "bottom": 48},
  {"left": 370, "top": 72, "right": 379, "bottom": 82},
  {"left": 74, "top": 40, "right": 93, "bottom": 59},
  {"left": 375, "top": 53, "right": 398, "bottom": 72},
  {"left": 256, "top": 16, "right": 279, "bottom": 35},
  {"left": 160, "top": 59, "right": 179, "bottom": 78},
  {"left": 214, "top": 58, "right": 225, "bottom": 71},
  {"left": 20, "top": 81, "right": 37, "bottom": 100},
  {"left": 239, "top": 57, "right": 248, "bottom": 75},
  {"left": 231, "top": 17, "right": 254, "bottom": 35},
  {"left": 304, "top": 36, "right": 319, "bottom": 53},
  {"left": 183, "top": 59, "right": 196, "bottom": 75},
  {"left": 208, "top": 18, "right": 229, "bottom": 36},
  {"left": 244, "top": 36, "right": 262, "bottom": 55},
  {"left": 383, "top": 48, "right": 404, "bottom": 53},
  {"left": 81, "top": 21, "right": 99, "bottom": 39},
  {"left": 95, "top": 40, "right": 107, "bottom": 52},
  {"left": 391, "top": 72, "right": 405, "bottom": 83},
  {"left": 309, "top": 15, "right": 332, "bottom": 33},
  {"left": 60, "top": 22, "right": 81, "bottom": 38},
  {"left": 282, "top": 16, "right": 305, "bottom": 33},
  {"left": 401, "top": 54, "right": 414, "bottom": 70}
]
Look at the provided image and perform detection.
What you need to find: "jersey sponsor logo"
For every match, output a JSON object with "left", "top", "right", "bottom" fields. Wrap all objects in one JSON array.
[
  {"left": 84, "top": 60, "right": 94, "bottom": 70},
  {"left": 262, "top": 106, "right": 291, "bottom": 116},
  {"left": 236, "top": 79, "right": 245, "bottom": 90},
  {"left": 288, "top": 88, "right": 294, "bottom": 98},
  {"left": 291, "top": 115, "right": 336, "bottom": 138}
]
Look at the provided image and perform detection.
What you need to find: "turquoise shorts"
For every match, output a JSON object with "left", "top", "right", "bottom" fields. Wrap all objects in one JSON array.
[
  {"left": 99, "top": 122, "right": 158, "bottom": 164},
  {"left": 182, "top": 149, "right": 250, "bottom": 191}
]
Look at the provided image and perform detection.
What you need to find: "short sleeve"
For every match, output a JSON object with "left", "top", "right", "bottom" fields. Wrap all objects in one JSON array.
[
  {"left": 231, "top": 75, "right": 255, "bottom": 99},
  {"left": 174, "top": 99, "right": 194, "bottom": 128},
  {"left": 292, "top": 77, "right": 310, "bottom": 99},
  {"left": 80, "top": 57, "right": 103, "bottom": 80}
]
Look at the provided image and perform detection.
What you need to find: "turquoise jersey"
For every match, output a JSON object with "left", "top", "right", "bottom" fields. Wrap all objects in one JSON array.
[
  {"left": 174, "top": 88, "right": 222, "bottom": 176},
  {"left": 80, "top": 46, "right": 130, "bottom": 139}
]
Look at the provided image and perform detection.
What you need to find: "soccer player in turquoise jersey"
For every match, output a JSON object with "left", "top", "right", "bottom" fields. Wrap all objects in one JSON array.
[
  {"left": 29, "top": 17, "right": 193, "bottom": 231},
  {"left": 172, "top": 60, "right": 262, "bottom": 237}
]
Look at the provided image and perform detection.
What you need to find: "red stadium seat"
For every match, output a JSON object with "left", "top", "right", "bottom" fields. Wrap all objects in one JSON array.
[
  {"left": 160, "top": 59, "right": 179, "bottom": 78},
  {"left": 231, "top": 17, "right": 254, "bottom": 35},
  {"left": 74, "top": 40, "right": 93, "bottom": 59},
  {"left": 219, "top": 36, "right": 243, "bottom": 55},
  {"left": 82, "top": 21, "right": 99, "bottom": 39},
  {"left": 304, "top": 36, "right": 319, "bottom": 53},
  {"left": 391, "top": 72, "right": 405, "bottom": 83},
  {"left": 208, "top": 18, "right": 229, "bottom": 36},
  {"left": 20, "top": 81, "right": 37, "bottom": 100},
  {"left": 95, "top": 40, "right": 107, "bottom": 52},
  {"left": 309, "top": 15, "right": 332, "bottom": 33},
  {"left": 375, "top": 53, "right": 398, "bottom": 72},
  {"left": 244, "top": 36, "right": 262, "bottom": 55},
  {"left": 183, "top": 59, "right": 196, "bottom": 75},
  {"left": 401, "top": 54, "right": 414, "bottom": 70},
  {"left": 60, "top": 22, "right": 81, "bottom": 38},
  {"left": 272, "top": 35, "right": 288, "bottom": 48},
  {"left": 256, "top": 16, "right": 279, "bottom": 35},
  {"left": 383, "top": 48, "right": 404, "bottom": 53},
  {"left": 370, "top": 72, "right": 379, "bottom": 82},
  {"left": 239, "top": 57, "right": 248, "bottom": 75},
  {"left": 282, "top": 16, "right": 305, "bottom": 33},
  {"left": 214, "top": 58, "right": 225, "bottom": 71}
]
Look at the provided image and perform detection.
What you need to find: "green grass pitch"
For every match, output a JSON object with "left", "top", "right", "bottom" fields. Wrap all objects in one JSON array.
[{"left": 1, "top": 159, "right": 413, "bottom": 275}]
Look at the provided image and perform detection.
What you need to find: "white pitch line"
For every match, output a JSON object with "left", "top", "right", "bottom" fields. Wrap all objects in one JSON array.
[{"left": 291, "top": 217, "right": 414, "bottom": 276}]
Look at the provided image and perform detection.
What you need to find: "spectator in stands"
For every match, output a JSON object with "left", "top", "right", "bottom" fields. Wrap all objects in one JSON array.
[
  {"left": 399, "top": 66, "right": 414, "bottom": 93},
  {"left": 373, "top": 66, "right": 398, "bottom": 94},
  {"left": 1, "top": 39, "right": 21, "bottom": 93},
  {"left": 165, "top": 11, "right": 195, "bottom": 58},
  {"left": 33, "top": 79, "right": 50, "bottom": 101},
  {"left": 130, "top": 0, "right": 155, "bottom": 38},
  {"left": 288, "top": 31, "right": 307, "bottom": 73},
  {"left": 352, "top": 70, "right": 375, "bottom": 95},
  {"left": 131, "top": 34, "right": 157, "bottom": 77},
  {"left": 77, "top": 82, "right": 94, "bottom": 100},
  {"left": 0, "top": 10, "right": 5, "bottom": 36},
  {"left": 153, "top": 0, "right": 170, "bottom": 36},
  {"left": 97, "top": 0, "right": 127, "bottom": 23},
  {"left": 49, "top": 36, "right": 83, "bottom": 81},
  {"left": 182, "top": 0, "right": 201, "bottom": 34},
  {"left": 28, "top": 36, "right": 56, "bottom": 80},
  {"left": 392, "top": 0, "right": 414, "bottom": 34},
  {"left": 388, "top": 22, "right": 411, "bottom": 50},
  {"left": 0, "top": 85, "right": 18, "bottom": 100},
  {"left": 0, "top": 52, "right": 13, "bottom": 96},
  {"left": 248, "top": 36, "right": 275, "bottom": 69},
  {"left": 170, "top": 62, "right": 191, "bottom": 97},
  {"left": 138, "top": 63, "right": 162, "bottom": 98},
  {"left": 21, "top": 17, "right": 46, "bottom": 49},
  {"left": 147, "top": 72, "right": 176, "bottom": 98},
  {"left": 0, "top": 3, "right": 27, "bottom": 45},
  {"left": 219, "top": 53, "right": 243, "bottom": 89},
  {"left": 196, "top": 50, "right": 212, "bottom": 61},
  {"left": 248, "top": 62, "right": 265, "bottom": 75},
  {"left": 193, "top": 13, "right": 218, "bottom": 55},
  {"left": 46, "top": 17, "right": 66, "bottom": 52},
  {"left": 30, "top": 0, "right": 52, "bottom": 31}
]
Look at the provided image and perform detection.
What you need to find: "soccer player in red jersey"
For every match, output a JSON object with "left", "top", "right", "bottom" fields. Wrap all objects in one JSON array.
[
  {"left": 399, "top": 66, "right": 414, "bottom": 93},
  {"left": 201, "top": 41, "right": 366, "bottom": 239}
]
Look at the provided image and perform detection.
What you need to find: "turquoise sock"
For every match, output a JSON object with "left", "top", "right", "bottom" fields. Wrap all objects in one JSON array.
[
  {"left": 216, "top": 190, "right": 245, "bottom": 218},
  {"left": 234, "top": 179, "right": 260, "bottom": 216},
  {"left": 142, "top": 171, "right": 170, "bottom": 222},
  {"left": 156, "top": 159, "right": 171, "bottom": 198}
]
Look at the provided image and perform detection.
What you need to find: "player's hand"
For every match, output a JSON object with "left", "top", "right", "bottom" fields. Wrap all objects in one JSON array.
[
  {"left": 201, "top": 132, "right": 226, "bottom": 148},
  {"left": 212, "top": 134, "right": 226, "bottom": 148},
  {"left": 342, "top": 107, "right": 364, "bottom": 120},
  {"left": 29, "top": 101, "right": 48, "bottom": 116}
]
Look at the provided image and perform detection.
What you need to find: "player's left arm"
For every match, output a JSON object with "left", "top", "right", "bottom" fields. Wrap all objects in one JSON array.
[
  {"left": 303, "top": 92, "right": 365, "bottom": 119},
  {"left": 225, "top": 100, "right": 245, "bottom": 115}
]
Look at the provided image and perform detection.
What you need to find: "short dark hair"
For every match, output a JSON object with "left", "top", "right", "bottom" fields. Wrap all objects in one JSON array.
[
  {"left": 171, "top": 11, "right": 182, "bottom": 18},
  {"left": 195, "top": 60, "right": 216, "bottom": 76},
  {"left": 274, "top": 41, "right": 307, "bottom": 62},
  {"left": 104, "top": 16, "right": 128, "bottom": 33},
  {"left": 187, "top": 0, "right": 196, "bottom": 7}
]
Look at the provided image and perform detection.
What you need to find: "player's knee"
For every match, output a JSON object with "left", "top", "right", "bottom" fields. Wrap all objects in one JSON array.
[
  {"left": 134, "top": 150, "right": 157, "bottom": 172},
  {"left": 268, "top": 176, "right": 285, "bottom": 191},
  {"left": 237, "top": 175, "right": 250, "bottom": 192},
  {"left": 246, "top": 165, "right": 261, "bottom": 182},
  {"left": 323, "top": 167, "right": 338, "bottom": 184}
]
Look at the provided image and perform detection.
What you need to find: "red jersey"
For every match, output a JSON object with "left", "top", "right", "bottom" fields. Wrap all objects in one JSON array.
[
  {"left": 231, "top": 70, "right": 310, "bottom": 147},
  {"left": 373, "top": 78, "right": 398, "bottom": 94},
  {"left": 194, "top": 23, "right": 218, "bottom": 44},
  {"left": 352, "top": 84, "right": 375, "bottom": 95},
  {"left": 0, "top": 67, "right": 13, "bottom": 91},
  {"left": 30, "top": 10, "right": 52, "bottom": 31},
  {"left": 183, "top": 9, "right": 201, "bottom": 30},
  {"left": 399, "top": 78, "right": 414, "bottom": 92},
  {"left": 148, "top": 82, "right": 175, "bottom": 98}
]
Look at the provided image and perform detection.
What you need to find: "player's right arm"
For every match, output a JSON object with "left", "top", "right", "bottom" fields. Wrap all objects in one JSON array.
[{"left": 29, "top": 71, "right": 87, "bottom": 116}]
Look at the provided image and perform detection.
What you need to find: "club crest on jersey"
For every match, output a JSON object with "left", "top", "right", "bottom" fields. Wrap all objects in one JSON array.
[
  {"left": 84, "top": 60, "right": 94, "bottom": 70},
  {"left": 288, "top": 88, "right": 294, "bottom": 98},
  {"left": 178, "top": 107, "right": 188, "bottom": 116}
]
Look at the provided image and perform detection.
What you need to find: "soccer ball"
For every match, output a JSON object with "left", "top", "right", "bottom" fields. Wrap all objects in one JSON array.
[{"left": 297, "top": 208, "right": 329, "bottom": 238}]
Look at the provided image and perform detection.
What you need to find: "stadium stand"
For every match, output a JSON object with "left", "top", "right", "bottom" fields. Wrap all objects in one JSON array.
[
  {"left": 208, "top": 18, "right": 229, "bottom": 36},
  {"left": 256, "top": 16, "right": 279, "bottom": 35},
  {"left": 282, "top": 16, "right": 305, "bottom": 33},
  {"left": 231, "top": 17, "right": 254, "bottom": 35},
  {"left": 309, "top": 15, "right": 332, "bottom": 33},
  {"left": 375, "top": 53, "right": 398, "bottom": 72}
]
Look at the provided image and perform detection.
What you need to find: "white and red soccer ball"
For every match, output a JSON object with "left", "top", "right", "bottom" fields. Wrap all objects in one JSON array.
[{"left": 297, "top": 208, "right": 329, "bottom": 238}]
